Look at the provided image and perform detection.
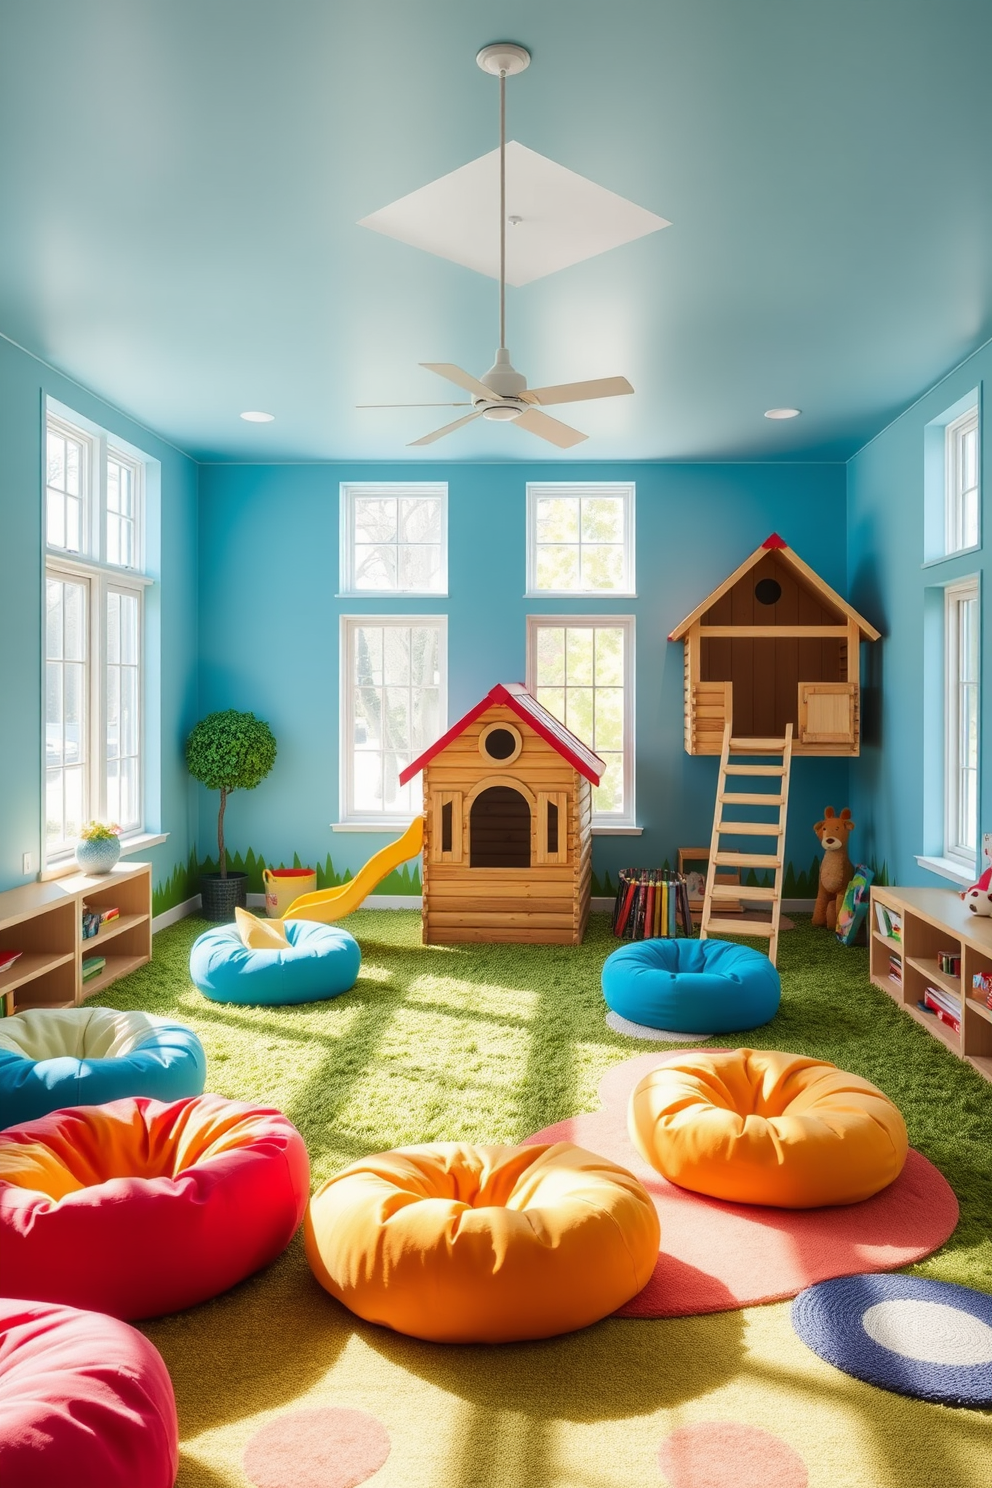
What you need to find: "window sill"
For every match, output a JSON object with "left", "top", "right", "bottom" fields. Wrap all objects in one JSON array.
[
  {"left": 915, "top": 853, "right": 976, "bottom": 887},
  {"left": 335, "top": 593, "right": 448, "bottom": 601},
  {"left": 591, "top": 825, "right": 643, "bottom": 836},
  {"left": 332, "top": 821, "right": 416, "bottom": 833},
  {"left": 921, "top": 544, "right": 982, "bottom": 569},
  {"left": 524, "top": 592, "right": 638, "bottom": 601},
  {"left": 40, "top": 832, "right": 169, "bottom": 882}
]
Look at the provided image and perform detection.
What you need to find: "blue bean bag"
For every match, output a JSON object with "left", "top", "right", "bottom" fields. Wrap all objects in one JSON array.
[
  {"left": 189, "top": 920, "right": 361, "bottom": 1006},
  {"left": 601, "top": 937, "right": 780, "bottom": 1033},
  {"left": 0, "top": 1009, "right": 206, "bottom": 1130}
]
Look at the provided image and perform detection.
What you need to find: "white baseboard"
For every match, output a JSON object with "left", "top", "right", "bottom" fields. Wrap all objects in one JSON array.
[
  {"left": 153, "top": 893, "right": 815, "bottom": 934},
  {"left": 152, "top": 895, "right": 201, "bottom": 933}
]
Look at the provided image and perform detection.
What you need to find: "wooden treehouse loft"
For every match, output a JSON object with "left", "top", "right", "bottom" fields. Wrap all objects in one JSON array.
[{"left": 670, "top": 534, "right": 880, "bottom": 757}]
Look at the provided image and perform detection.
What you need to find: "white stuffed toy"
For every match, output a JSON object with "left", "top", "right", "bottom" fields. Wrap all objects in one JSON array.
[{"left": 962, "top": 866, "right": 992, "bottom": 916}]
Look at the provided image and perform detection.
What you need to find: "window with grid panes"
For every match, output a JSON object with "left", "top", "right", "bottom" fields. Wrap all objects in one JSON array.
[
  {"left": 944, "top": 579, "right": 979, "bottom": 867},
  {"left": 945, "top": 408, "right": 980, "bottom": 556},
  {"left": 340, "top": 484, "right": 447, "bottom": 594},
  {"left": 526, "top": 484, "right": 634, "bottom": 594},
  {"left": 340, "top": 616, "right": 446, "bottom": 822},
  {"left": 527, "top": 616, "right": 634, "bottom": 824},
  {"left": 44, "top": 406, "right": 149, "bottom": 865}
]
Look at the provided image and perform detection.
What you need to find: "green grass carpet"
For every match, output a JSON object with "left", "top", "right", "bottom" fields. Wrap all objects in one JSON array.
[{"left": 89, "top": 913, "right": 992, "bottom": 1487}]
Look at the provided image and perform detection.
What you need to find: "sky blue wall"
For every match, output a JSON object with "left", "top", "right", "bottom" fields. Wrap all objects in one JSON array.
[
  {"left": 0, "top": 334, "right": 199, "bottom": 898},
  {"left": 198, "top": 459, "right": 851, "bottom": 891},
  {"left": 847, "top": 339, "right": 991, "bottom": 885}
]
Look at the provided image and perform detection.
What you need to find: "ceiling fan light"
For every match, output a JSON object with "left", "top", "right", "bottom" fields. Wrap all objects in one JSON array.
[
  {"left": 482, "top": 403, "right": 523, "bottom": 421},
  {"left": 764, "top": 407, "right": 801, "bottom": 420}
]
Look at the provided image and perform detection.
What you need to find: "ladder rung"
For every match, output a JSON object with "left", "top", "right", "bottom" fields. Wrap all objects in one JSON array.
[
  {"left": 724, "top": 764, "right": 785, "bottom": 776},
  {"left": 715, "top": 821, "right": 780, "bottom": 836},
  {"left": 717, "top": 793, "right": 785, "bottom": 806},
  {"left": 710, "top": 883, "right": 777, "bottom": 902},
  {"left": 714, "top": 852, "right": 782, "bottom": 869},
  {"left": 704, "top": 917, "right": 774, "bottom": 936},
  {"left": 728, "top": 737, "right": 788, "bottom": 752}
]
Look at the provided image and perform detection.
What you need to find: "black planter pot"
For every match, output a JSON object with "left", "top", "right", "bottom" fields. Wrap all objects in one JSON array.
[{"left": 200, "top": 872, "right": 248, "bottom": 922}]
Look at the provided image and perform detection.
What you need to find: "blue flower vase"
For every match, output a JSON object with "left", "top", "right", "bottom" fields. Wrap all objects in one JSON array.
[{"left": 74, "top": 836, "right": 122, "bottom": 875}]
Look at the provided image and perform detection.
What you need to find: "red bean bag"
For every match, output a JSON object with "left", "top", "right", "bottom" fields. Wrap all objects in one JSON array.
[
  {"left": 0, "top": 1298, "right": 177, "bottom": 1488},
  {"left": 0, "top": 1095, "right": 309, "bottom": 1320}
]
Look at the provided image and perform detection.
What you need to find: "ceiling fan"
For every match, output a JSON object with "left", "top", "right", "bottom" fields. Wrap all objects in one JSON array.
[{"left": 359, "top": 42, "right": 635, "bottom": 449}]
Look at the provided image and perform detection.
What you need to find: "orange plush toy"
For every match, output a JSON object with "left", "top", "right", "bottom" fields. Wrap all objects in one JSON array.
[{"left": 813, "top": 807, "right": 855, "bottom": 930}]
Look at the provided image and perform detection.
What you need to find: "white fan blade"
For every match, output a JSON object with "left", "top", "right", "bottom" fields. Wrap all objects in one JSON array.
[
  {"left": 408, "top": 411, "right": 484, "bottom": 447},
  {"left": 421, "top": 363, "right": 499, "bottom": 400},
  {"left": 357, "top": 402, "right": 473, "bottom": 409},
  {"left": 521, "top": 375, "right": 634, "bottom": 407},
  {"left": 515, "top": 408, "right": 588, "bottom": 448}
]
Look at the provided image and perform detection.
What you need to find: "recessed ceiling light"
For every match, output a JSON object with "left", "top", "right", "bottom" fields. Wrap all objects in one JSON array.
[
  {"left": 764, "top": 407, "right": 801, "bottom": 420},
  {"left": 240, "top": 410, "right": 275, "bottom": 423}
]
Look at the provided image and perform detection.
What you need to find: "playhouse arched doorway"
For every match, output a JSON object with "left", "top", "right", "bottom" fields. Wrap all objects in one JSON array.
[{"left": 469, "top": 786, "right": 531, "bottom": 868}]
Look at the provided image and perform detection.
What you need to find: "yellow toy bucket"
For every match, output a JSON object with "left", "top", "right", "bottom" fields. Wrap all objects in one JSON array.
[{"left": 263, "top": 867, "right": 317, "bottom": 918}]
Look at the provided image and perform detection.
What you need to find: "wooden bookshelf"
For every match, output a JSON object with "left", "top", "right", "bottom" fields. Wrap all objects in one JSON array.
[
  {"left": 869, "top": 885, "right": 992, "bottom": 1084},
  {"left": 0, "top": 863, "right": 152, "bottom": 1016}
]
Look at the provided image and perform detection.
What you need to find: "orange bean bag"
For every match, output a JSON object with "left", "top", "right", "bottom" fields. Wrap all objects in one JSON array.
[
  {"left": 305, "top": 1141, "right": 660, "bottom": 1342},
  {"left": 0, "top": 1096, "right": 310, "bottom": 1320},
  {"left": 628, "top": 1049, "right": 908, "bottom": 1208}
]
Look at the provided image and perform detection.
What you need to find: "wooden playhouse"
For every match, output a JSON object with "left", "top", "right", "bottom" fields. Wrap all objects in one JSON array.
[
  {"left": 399, "top": 682, "right": 604, "bottom": 945},
  {"left": 670, "top": 533, "right": 880, "bottom": 756}
]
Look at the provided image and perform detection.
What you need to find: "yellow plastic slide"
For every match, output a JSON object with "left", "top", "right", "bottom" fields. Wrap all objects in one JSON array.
[{"left": 284, "top": 817, "right": 424, "bottom": 922}]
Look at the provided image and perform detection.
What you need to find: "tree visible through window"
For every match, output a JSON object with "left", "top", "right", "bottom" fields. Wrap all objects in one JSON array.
[
  {"left": 528, "top": 617, "right": 634, "bottom": 823},
  {"left": 527, "top": 484, "right": 634, "bottom": 594},
  {"left": 341, "top": 485, "right": 447, "bottom": 594},
  {"left": 343, "top": 617, "right": 446, "bottom": 820}
]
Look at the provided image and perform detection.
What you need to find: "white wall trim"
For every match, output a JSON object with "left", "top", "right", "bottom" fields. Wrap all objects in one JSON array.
[
  {"left": 916, "top": 854, "right": 975, "bottom": 887},
  {"left": 152, "top": 894, "right": 200, "bottom": 932}
]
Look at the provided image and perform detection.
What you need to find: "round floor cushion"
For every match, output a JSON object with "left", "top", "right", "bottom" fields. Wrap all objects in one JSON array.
[
  {"left": 0, "top": 1298, "right": 178, "bottom": 1488},
  {"left": 0, "top": 1007, "right": 207, "bottom": 1129},
  {"left": 792, "top": 1274, "right": 992, "bottom": 1407},
  {"left": 601, "top": 938, "right": 780, "bottom": 1034},
  {"left": 629, "top": 1048, "right": 908, "bottom": 1208},
  {"left": 305, "top": 1141, "right": 660, "bottom": 1343},
  {"left": 0, "top": 1094, "right": 310, "bottom": 1320},
  {"left": 190, "top": 920, "right": 361, "bottom": 1005}
]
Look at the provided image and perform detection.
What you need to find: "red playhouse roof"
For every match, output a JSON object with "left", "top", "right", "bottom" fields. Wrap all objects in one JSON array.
[{"left": 398, "top": 682, "right": 605, "bottom": 787}]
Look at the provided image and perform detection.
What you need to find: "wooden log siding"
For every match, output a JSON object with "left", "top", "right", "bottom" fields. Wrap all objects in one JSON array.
[{"left": 420, "top": 702, "right": 593, "bottom": 945}]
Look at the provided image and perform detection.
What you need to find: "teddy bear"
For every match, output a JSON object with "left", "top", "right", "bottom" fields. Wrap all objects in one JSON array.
[
  {"left": 812, "top": 807, "right": 855, "bottom": 930},
  {"left": 962, "top": 866, "right": 992, "bottom": 916}
]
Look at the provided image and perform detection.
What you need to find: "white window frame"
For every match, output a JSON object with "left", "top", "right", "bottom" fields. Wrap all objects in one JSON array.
[
  {"left": 338, "top": 614, "right": 448, "bottom": 827},
  {"left": 339, "top": 483, "right": 448, "bottom": 597},
  {"left": 944, "top": 407, "right": 980, "bottom": 558},
  {"left": 525, "top": 482, "right": 635, "bottom": 597},
  {"left": 526, "top": 614, "right": 636, "bottom": 827},
  {"left": 944, "top": 577, "right": 980, "bottom": 869},
  {"left": 43, "top": 406, "right": 151, "bottom": 870}
]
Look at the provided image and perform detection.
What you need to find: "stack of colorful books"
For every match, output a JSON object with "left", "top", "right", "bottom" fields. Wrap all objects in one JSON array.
[
  {"left": 921, "top": 985, "right": 961, "bottom": 1034},
  {"left": 887, "top": 953, "right": 903, "bottom": 985},
  {"left": 81, "top": 955, "right": 106, "bottom": 983},
  {"left": 611, "top": 869, "right": 691, "bottom": 940},
  {"left": 82, "top": 904, "right": 120, "bottom": 940}
]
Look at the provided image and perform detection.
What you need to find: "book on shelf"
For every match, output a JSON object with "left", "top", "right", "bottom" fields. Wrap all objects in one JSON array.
[
  {"left": 0, "top": 950, "right": 23, "bottom": 974},
  {"left": 81, "top": 955, "right": 106, "bottom": 981},
  {"left": 611, "top": 869, "right": 691, "bottom": 940},
  {"left": 873, "top": 902, "right": 901, "bottom": 940},
  {"left": 923, "top": 987, "right": 961, "bottom": 1033},
  {"left": 887, "top": 955, "right": 903, "bottom": 984}
]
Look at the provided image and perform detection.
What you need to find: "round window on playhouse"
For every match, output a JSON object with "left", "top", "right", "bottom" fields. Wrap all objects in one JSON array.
[{"left": 479, "top": 723, "right": 523, "bottom": 765}]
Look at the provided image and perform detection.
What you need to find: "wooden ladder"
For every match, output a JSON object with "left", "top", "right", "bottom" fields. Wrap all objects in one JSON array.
[{"left": 700, "top": 720, "right": 793, "bottom": 966}]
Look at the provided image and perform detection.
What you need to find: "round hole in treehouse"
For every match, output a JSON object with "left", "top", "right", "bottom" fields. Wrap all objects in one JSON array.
[
  {"left": 470, "top": 786, "right": 531, "bottom": 868},
  {"left": 755, "top": 578, "right": 782, "bottom": 606},
  {"left": 479, "top": 723, "right": 522, "bottom": 764}
]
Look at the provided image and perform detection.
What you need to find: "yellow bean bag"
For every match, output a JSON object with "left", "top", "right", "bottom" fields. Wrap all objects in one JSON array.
[
  {"left": 304, "top": 1141, "right": 660, "bottom": 1342},
  {"left": 628, "top": 1048, "right": 908, "bottom": 1209}
]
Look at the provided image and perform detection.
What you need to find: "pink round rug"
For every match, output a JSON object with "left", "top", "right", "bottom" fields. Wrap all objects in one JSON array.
[
  {"left": 524, "top": 1051, "right": 959, "bottom": 1319},
  {"left": 658, "top": 1422, "right": 808, "bottom": 1487},
  {"left": 244, "top": 1407, "right": 389, "bottom": 1488}
]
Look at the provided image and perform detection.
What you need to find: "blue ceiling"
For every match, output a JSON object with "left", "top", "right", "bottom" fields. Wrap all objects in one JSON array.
[{"left": 1, "top": 0, "right": 990, "bottom": 463}]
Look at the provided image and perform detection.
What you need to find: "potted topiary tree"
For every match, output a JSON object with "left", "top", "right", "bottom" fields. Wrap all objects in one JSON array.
[{"left": 185, "top": 709, "right": 277, "bottom": 921}]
